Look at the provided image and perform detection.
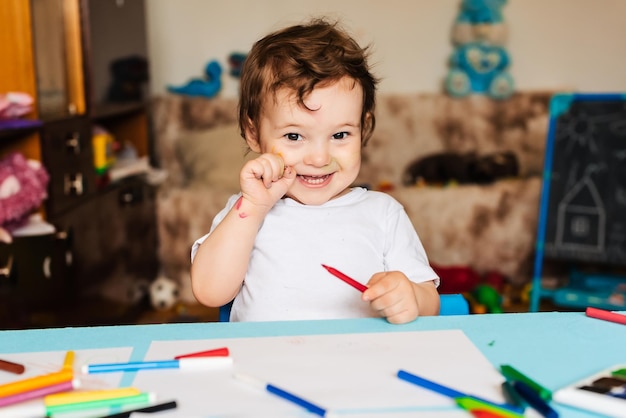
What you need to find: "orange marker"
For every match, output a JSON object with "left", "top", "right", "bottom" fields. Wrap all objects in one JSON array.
[{"left": 0, "top": 369, "right": 73, "bottom": 398}]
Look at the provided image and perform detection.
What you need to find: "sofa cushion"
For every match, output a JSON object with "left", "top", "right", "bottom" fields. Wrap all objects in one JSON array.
[{"left": 175, "top": 123, "right": 253, "bottom": 192}]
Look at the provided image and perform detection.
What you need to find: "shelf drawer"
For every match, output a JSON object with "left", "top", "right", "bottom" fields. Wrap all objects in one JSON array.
[
  {"left": 40, "top": 117, "right": 97, "bottom": 216},
  {"left": 49, "top": 177, "right": 158, "bottom": 295},
  {"left": 0, "top": 232, "right": 72, "bottom": 323}
]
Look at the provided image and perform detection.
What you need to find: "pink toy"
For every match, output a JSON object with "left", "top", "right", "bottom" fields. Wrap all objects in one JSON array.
[
  {"left": 0, "top": 152, "right": 50, "bottom": 232},
  {"left": 0, "top": 92, "right": 33, "bottom": 120}
]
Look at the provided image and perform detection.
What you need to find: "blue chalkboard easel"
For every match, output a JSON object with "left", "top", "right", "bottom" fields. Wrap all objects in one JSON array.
[{"left": 530, "top": 93, "right": 626, "bottom": 311}]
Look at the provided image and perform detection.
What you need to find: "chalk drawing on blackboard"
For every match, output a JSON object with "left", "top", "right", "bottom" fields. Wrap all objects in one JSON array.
[
  {"left": 555, "top": 110, "right": 600, "bottom": 154},
  {"left": 555, "top": 175, "right": 605, "bottom": 253},
  {"left": 530, "top": 93, "right": 626, "bottom": 312}
]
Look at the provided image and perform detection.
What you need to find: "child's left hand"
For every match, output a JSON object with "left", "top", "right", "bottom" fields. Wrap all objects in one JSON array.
[{"left": 363, "top": 272, "right": 437, "bottom": 324}]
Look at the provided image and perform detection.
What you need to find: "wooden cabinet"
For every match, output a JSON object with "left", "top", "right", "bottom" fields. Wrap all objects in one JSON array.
[
  {"left": 1, "top": 0, "right": 155, "bottom": 327},
  {"left": 0, "top": 1, "right": 41, "bottom": 160}
]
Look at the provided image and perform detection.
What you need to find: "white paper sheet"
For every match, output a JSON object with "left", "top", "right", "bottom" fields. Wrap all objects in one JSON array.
[{"left": 129, "top": 330, "right": 505, "bottom": 417}]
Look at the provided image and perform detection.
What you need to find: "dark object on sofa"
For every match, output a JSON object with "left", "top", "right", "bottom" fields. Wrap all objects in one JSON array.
[
  {"left": 107, "top": 55, "right": 149, "bottom": 102},
  {"left": 402, "top": 151, "right": 519, "bottom": 186}
]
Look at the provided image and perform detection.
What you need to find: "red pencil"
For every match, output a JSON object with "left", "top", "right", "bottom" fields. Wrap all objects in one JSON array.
[
  {"left": 321, "top": 264, "right": 368, "bottom": 293},
  {"left": 585, "top": 307, "right": 626, "bottom": 325}
]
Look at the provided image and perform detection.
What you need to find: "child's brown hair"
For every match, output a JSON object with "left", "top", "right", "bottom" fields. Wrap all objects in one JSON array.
[{"left": 238, "top": 18, "right": 378, "bottom": 145}]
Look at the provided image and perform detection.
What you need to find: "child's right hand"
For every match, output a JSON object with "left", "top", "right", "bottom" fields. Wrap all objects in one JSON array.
[{"left": 240, "top": 153, "right": 296, "bottom": 213}]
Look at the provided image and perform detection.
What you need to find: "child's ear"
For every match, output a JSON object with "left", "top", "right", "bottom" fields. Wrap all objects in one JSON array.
[{"left": 244, "top": 119, "right": 262, "bottom": 153}]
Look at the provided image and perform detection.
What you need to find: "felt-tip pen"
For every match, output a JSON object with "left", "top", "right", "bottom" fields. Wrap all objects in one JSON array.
[
  {"left": 82, "top": 356, "right": 233, "bottom": 374},
  {"left": 321, "top": 264, "right": 367, "bottom": 292},
  {"left": 500, "top": 364, "right": 552, "bottom": 401},
  {"left": 511, "top": 380, "right": 559, "bottom": 418},
  {"left": 234, "top": 372, "right": 330, "bottom": 417},
  {"left": 396, "top": 370, "right": 523, "bottom": 415}
]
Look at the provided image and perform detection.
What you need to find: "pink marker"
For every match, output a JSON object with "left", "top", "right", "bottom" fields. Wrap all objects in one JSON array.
[
  {"left": 0, "top": 379, "right": 79, "bottom": 407},
  {"left": 586, "top": 307, "right": 626, "bottom": 326}
]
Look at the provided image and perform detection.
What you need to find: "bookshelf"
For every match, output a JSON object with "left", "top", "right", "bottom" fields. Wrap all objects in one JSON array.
[{"left": 1, "top": 0, "right": 156, "bottom": 328}]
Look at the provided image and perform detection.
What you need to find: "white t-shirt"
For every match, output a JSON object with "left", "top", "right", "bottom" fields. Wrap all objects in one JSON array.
[{"left": 191, "top": 187, "right": 438, "bottom": 321}]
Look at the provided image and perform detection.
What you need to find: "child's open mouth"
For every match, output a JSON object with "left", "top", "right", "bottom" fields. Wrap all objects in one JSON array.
[{"left": 298, "top": 173, "right": 333, "bottom": 185}]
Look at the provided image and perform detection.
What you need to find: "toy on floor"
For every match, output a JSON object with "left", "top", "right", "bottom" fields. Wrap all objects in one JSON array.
[
  {"left": 432, "top": 263, "right": 482, "bottom": 294},
  {"left": 149, "top": 276, "right": 180, "bottom": 311},
  {"left": 433, "top": 263, "right": 506, "bottom": 313},
  {"left": 471, "top": 284, "right": 503, "bottom": 313},
  {"left": 167, "top": 60, "right": 222, "bottom": 98}
]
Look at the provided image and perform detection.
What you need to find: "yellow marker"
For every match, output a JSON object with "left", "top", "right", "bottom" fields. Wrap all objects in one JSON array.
[
  {"left": 62, "top": 351, "right": 75, "bottom": 371},
  {"left": 45, "top": 387, "right": 142, "bottom": 406},
  {"left": 0, "top": 369, "right": 73, "bottom": 397}
]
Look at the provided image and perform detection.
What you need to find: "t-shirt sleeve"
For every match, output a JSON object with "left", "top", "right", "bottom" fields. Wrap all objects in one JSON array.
[
  {"left": 384, "top": 202, "right": 440, "bottom": 287},
  {"left": 190, "top": 193, "right": 242, "bottom": 262}
]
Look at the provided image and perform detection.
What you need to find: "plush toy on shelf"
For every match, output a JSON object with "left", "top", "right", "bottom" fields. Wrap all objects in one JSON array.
[
  {"left": 445, "top": 0, "right": 514, "bottom": 100},
  {"left": 0, "top": 152, "right": 49, "bottom": 234},
  {"left": 167, "top": 60, "right": 223, "bottom": 98}
]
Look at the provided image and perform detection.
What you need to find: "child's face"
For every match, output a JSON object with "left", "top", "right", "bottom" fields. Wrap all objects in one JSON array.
[{"left": 246, "top": 77, "right": 365, "bottom": 205}]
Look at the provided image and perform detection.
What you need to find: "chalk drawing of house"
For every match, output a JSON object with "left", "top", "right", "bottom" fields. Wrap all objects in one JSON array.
[{"left": 555, "top": 176, "right": 605, "bottom": 252}]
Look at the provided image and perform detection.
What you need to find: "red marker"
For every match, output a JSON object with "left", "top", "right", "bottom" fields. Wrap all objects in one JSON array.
[
  {"left": 174, "top": 347, "right": 230, "bottom": 359},
  {"left": 586, "top": 307, "right": 626, "bottom": 326},
  {"left": 321, "top": 264, "right": 367, "bottom": 293}
]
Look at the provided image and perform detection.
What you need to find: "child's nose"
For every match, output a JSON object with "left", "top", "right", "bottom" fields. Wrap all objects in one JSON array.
[{"left": 304, "top": 141, "right": 331, "bottom": 167}]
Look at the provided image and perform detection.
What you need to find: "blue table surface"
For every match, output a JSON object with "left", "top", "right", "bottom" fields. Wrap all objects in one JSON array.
[{"left": 1, "top": 311, "right": 624, "bottom": 417}]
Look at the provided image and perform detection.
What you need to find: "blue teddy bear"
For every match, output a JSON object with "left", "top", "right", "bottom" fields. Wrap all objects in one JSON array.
[{"left": 445, "top": 42, "right": 514, "bottom": 100}]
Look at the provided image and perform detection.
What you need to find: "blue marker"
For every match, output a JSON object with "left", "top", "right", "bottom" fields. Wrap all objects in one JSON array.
[
  {"left": 511, "top": 380, "right": 559, "bottom": 418},
  {"left": 83, "top": 356, "right": 233, "bottom": 374},
  {"left": 397, "top": 370, "right": 524, "bottom": 415},
  {"left": 234, "top": 373, "right": 328, "bottom": 417}
]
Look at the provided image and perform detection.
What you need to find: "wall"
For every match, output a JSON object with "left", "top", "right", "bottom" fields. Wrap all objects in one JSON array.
[{"left": 145, "top": 0, "right": 626, "bottom": 98}]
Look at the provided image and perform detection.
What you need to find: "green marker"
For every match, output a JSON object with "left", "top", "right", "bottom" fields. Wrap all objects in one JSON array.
[
  {"left": 500, "top": 364, "right": 552, "bottom": 401},
  {"left": 47, "top": 393, "right": 154, "bottom": 414},
  {"left": 611, "top": 368, "right": 626, "bottom": 379}
]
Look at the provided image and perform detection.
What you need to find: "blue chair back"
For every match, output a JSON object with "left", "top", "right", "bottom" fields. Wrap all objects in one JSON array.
[{"left": 218, "top": 293, "right": 469, "bottom": 322}]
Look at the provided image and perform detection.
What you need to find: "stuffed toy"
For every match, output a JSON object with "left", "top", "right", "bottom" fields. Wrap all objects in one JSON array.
[
  {"left": 445, "top": 42, "right": 514, "bottom": 99},
  {"left": 445, "top": 0, "right": 514, "bottom": 99},
  {"left": 0, "top": 92, "right": 33, "bottom": 119},
  {"left": 452, "top": 0, "right": 508, "bottom": 45},
  {"left": 228, "top": 52, "right": 247, "bottom": 78},
  {"left": 402, "top": 151, "right": 519, "bottom": 186},
  {"left": 167, "top": 60, "right": 222, "bottom": 98},
  {"left": 0, "top": 152, "right": 49, "bottom": 233},
  {"left": 107, "top": 55, "right": 149, "bottom": 102}
]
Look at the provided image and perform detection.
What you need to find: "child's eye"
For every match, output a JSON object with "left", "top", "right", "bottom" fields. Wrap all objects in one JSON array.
[
  {"left": 285, "top": 133, "right": 301, "bottom": 141},
  {"left": 332, "top": 132, "right": 349, "bottom": 140}
]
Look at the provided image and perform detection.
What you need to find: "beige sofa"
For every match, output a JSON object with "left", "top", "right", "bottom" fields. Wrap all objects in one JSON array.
[{"left": 150, "top": 92, "right": 551, "bottom": 302}]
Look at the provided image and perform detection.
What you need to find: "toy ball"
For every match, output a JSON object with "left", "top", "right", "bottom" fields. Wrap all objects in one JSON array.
[{"left": 149, "top": 276, "right": 180, "bottom": 311}]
